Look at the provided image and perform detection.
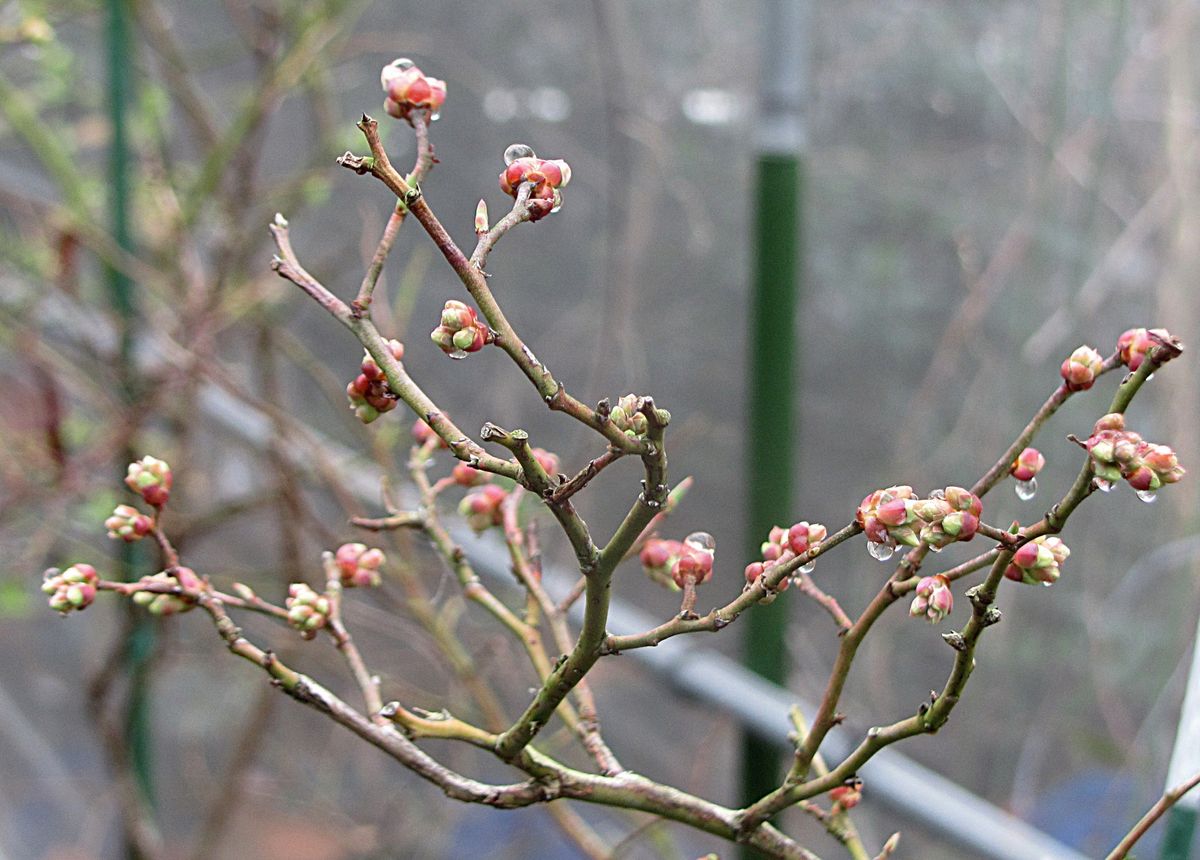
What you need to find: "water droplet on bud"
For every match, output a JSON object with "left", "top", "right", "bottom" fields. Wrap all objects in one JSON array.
[
  {"left": 550, "top": 202, "right": 562, "bottom": 214},
  {"left": 867, "top": 541, "right": 894, "bottom": 561},
  {"left": 1094, "top": 477, "right": 1114, "bottom": 493},
  {"left": 684, "top": 531, "right": 716, "bottom": 555},
  {"left": 1015, "top": 478, "right": 1037, "bottom": 501},
  {"left": 504, "top": 143, "right": 536, "bottom": 164},
  {"left": 1146, "top": 373, "right": 1155, "bottom": 381},
  {"left": 429, "top": 111, "right": 441, "bottom": 121},
  {"left": 448, "top": 348, "right": 468, "bottom": 360},
  {"left": 928, "top": 544, "right": 943, "bottom": 553},
  {"left": 930, "top": 489, "right": 945, "bottom": 500},
  {"left": 1136, "top": 489, "right": 1157, "bottom": 503},
  {"left": 798, "top": 561, "right": 816, "bottom": 574},
  {"left": 392, "top": 58, "right": 415, "bottom": 70}
]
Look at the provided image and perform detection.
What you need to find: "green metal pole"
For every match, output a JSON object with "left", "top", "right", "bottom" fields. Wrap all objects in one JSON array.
[
  {"left": 741, "top": 1, "right": 809, "bottom": 842},
  {"left": 106, "top": 0, "right": 155, "bottom": 820},
  {"left": 1160, "top": 594, "right": 1200, "bottom": 860}
]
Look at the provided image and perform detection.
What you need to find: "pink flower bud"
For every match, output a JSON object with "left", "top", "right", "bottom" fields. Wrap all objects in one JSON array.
[
  {"left": 452, "top": 462, "right": 488, "bottom": 487},
  {"left": 457, "top": 484, "right": 508, "bottom": 533},
  {"left": 1005, "top": 536, "right": 1069, "bottom": 585},
  {"left": 42, "top": 563, "right": 101, "bottom": 614},
  {"left": 380, "top": 58, "right": 446, "bottom": 120},
  {"left": 1010, "top": 447, "right": 1045, "bottom": 482},
  {"left": 830, "top": 779, "right": 863, "bottom": 812},
  {"left": 1060, "top": 345, "right": 1104, "bottom": 392},
  {"left": 411, "top": 419, "right": 450, "bottom": 449},
  {"left": 105, "top": 504, "right": 153, "bottom": 542},
  {"left": 125, "top": 456, "right": 172, "bottom": 507},
  {"left": 334, "top": 543, "right": 386, "bottom": 588},
  {"left": 744, "top": 561, "right": 765, "bottom": 585},
  {"left": 1117, "top": 327, "right": 1171, "bottom": 372},
  {"left": 671, "top": 548, "right": 713, "bottom": 588},
  {"left": 131, "top": 570, "right": 197, "bottom": 616},
  {"left": 909, "top": 574, "right": 952, "bottom": 623}
]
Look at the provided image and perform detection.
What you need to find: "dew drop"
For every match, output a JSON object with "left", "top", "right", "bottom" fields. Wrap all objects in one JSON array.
[
  {"left": 867, "top": 541, "right": 894, "bottom": 562},
  {"left": 1042, "top": 581, "right": 1053, "bottom": 587},
  {"left": 550, "top": 202, "right": 562, "bottom": 214},
  {"left": 429, "top": 111, "right": 441, "bottom": 122},
  {"left": 392, "top": 58, "right": 415, "bottom": 71},
  {"left": 684, "top": 531, "right": 716, "bottom": 554},
  {"left": 1015, "top": 477, "right": 1037, "bottom": 501},
  {"left": 448, "top": 348, "right": 468, "bottom": 360},
  {"left": 930, "top": 489, "right": 946, "bottom": 500},
  {"left": 1094, "top": 477, "right": 1114, "bottom": 493},
  {"left": 1147, "top": 373, "right": 1155, "bottom": 381},
  {"left": 928, "top": 544, "right": 943, "bottom": 553},
  {"left": 798, "top": 561, "right": 816, "bottom": 574},
  {"left": 1136, "top": 489, "right": 1157, "bottom": 503},
  {"left": 504, "top": 143, "right": 536, "bottom": 165}
]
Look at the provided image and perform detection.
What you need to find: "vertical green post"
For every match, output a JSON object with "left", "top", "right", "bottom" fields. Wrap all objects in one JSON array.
[
  {"left": 106, "top": 0, "right": 155, "bottom": 820},
  {"left": 741, "top": 0, "right": 809, "bottom": 839}
]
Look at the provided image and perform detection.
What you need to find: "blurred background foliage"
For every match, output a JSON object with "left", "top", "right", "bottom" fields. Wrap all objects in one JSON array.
[{"left": 0, "top": 0, "right": 1197, "bottom": 858}]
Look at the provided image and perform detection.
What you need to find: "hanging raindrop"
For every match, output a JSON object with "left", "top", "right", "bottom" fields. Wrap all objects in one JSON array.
[
  {"left": 867, "top": 541, "right": 894, "bottom": 562},
  {"left": 798, "top": 561, "right": 816, "bottom": 574},
  {"left": 684, "top": 531, "right": 716, "bottom": 555},
  {"left": 504, "top": 143, "right": 536, "bottom": 164},
  {"left": 929, "top": 488, "right": 946, "bottom": 500},
  {"left": 1146, "top": 373, "right": 1155, "bottom": 381},
  {"left": 1094, "top": 477, "right": 1114, "bottom": 493},
  {"left": 429, "top": 111, "right": 441, "bottom": 122},
  {"left": 1015, "top": 477, "right": 1038, "bottom": 501},
  {"left": 1136, "top": 489, "right": 1157, "bottom": 503},
  {"left": 448, "top": 348, "right": 468, "bottom": 360},
  {"left": 928, "top": 544, "right": 943, "bottom": 553}
]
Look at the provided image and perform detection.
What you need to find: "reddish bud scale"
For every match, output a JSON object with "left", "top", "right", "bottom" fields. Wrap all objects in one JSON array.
[
  {"left": 411, "top": 419, "right": 450, "bottom": 449},
  {"left": 380, "top": 59, "right": 447, "bottom": 120},
  {"left": 498, "top": 154, "right": 572, "bottom": 220},
  {"left": 105, "top": 504, "right": 154, "bottom": 542},
  {"left": 857, "top": 486, "right": 921, "bottom": 548},
  {"left": 671, "top": 548, "right": 713, "bottom": 588},
  {"left": 1010, "top": 447, "right": 1045, "bottom": 482},
  {"left": 1005, "top": 536, "right": 1070, "bottom": 585},
  {"left": 131, "top": 569, "right": 198, "bottom": 616},
  {"left": 910, "top": 574, "right": 953, "bottom": 623}
]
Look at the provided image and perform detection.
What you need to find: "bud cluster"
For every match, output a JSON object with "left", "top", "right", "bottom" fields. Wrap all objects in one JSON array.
[
  {"left": 132, "top": 567, "right": 202, "bottom": 616},
  {"left": 914, "top": 487, "right": 982, "bottom": 550},
  {"left": 459, "top": 484, "right": 509, "bottom": 533},
  {"left": 639, "top": 537, "right": 715, "bottom": 590},
  {"left": 743, "top": 521, "right": 828, "bottom": 590},
  {"left": 1004, "top": 536, "right": 1070, "bottom": 586},
  {"left": 857, "top": 486, "right": 981, "bottom": 554},
  {"left": 608, "top": 394, "right": 649, "bottom": 439},
  {"left": 105, "top": 504, "right": 153, "bottom": 543},
  {"left": 1118, "top": 327, "right": 1171, "bottom": 372},
  {"left": 1060, "top": 345, "right": 1105, "bottom": 392},
  {"left": 830, "top": 779, "right": 863, "bottom": 813},
  {"left": 334, "top": 543, "right": 386, "bottom": 588},
  {"left": 1086, "top": 413, "right": 1186, "bottom": 492},
  {"left": 909, "top": 574, "right": 953, "bottom": 623},
  {"left": 43, "top": 564, "right": 99, "bottom": 614},
  {"left": 125, "top": 456, "right": 172, "bottom": 507},
  {"left": 431, "top": 300, "right": 493, "bottom": 358},
  {"left": 346, "top": 340, "right": 405, "bottom": 424},
  {"left": 1010, "top": 447, "right": 1045, "bottom": 482},
  {"left": 286, "top": 583, "right": 331, "bottom": 639},
  {"left": 499, "top": 144, "right": 572, "bottom": 221},
  {"left": 381, "top": 58, "right": 446, "bottom": 121}
]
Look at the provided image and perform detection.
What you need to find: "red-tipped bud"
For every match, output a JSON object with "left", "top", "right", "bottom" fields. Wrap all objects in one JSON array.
[
  {"left": 830, "top": 779, "right": 863, "bottom": 812},
  {"left": 380, "top": 58, "right": 446, "bottom": 120},
  {"left": 1010, "top": 447, "right": 1045, "bottom": 482},
  {"left": 1005, "top": 536, "right": 1069, "bottom": 585},
  {"left": 333, "top": 543, "right": 385, "bottom": 588},
  {"left": 1117, "top": 327, "right": 1171, "bottom": 372},
  {"left": 910, "top": 574, "right": 952, "bottom": 623},
  {"left": 1060, "top": 345, "right": 1104, "bottom": 391},
  {"left": 671, "top": 548, "right": 713, "bottom": 588},
  {"left": 411, "top": 418, "right": 450, "bottom": 449},
  {"left": 105, "top": 505, "right": 153, "bottom": 542},
  {"left": 125, "top": 456, "right": 172, "bottom": 507},
  {"left": 458, "top": 484, "right": 508, "bottom": 533},
  {"left": 532, "top": 448, "right": 560, "bottom": 477},
  {"left": 42, "top": 564, "right": 100, "bottom": 614}
]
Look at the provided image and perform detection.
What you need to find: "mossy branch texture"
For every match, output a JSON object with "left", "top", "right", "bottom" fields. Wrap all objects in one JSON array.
[{"left": 58, "top": 58, "right": 1189, "bottom": 860}]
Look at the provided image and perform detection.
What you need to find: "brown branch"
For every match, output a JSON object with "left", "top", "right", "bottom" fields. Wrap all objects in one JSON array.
[{"left": 1106, "top": 771, "right": 1200, "bottom": 860}]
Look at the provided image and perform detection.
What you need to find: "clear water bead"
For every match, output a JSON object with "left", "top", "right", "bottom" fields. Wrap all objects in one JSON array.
[
  {"left": 1094, "top": 477, "right": 1115, "bottom": 493},
  {"left": 1147, "top": 373, "right": 1155, "bottom": 381},
  {"left": 504, "top": 143, "right": 536, "bottom": 164},
  {"left": 929, "top": 544, "right": 943, "bottom": 553},
  {"left": 867, "top": 540, "right": 895, "bottom": 562},
  {"left": 391, "top": 58, "right": 415, "bottom": 70},
  {"left": 1015, "top": 477, "right": 1038, "bottom": 501},
  {"left": 684, "top": 531, "right": 716, "bottom": 555},
  {"left": 798, "top": 561, "right": 816, "bottom": 574},
  {"left": 448, "top": 348, "right": 468, "bottom": 360},
  {"left": 1136, "top": 489, "right": 1157, "bottom": 503},
  {"left": 429, "top": 111, "right": 441, "bottom": 122},
  {"left": 930, "top": 488, "right": 946, "bottom": 500}
]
